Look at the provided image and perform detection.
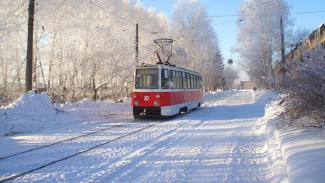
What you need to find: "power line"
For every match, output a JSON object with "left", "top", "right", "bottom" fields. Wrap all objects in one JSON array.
[
  {"left": 163, "top": 10, "right": 325, "bottom": 19},
  {"left": 87, "top": 0, "right": 211, "bottom": 63},
  {"left": 291, "top": 10, "right": 325, "bottom": 15},
  {"left": 87, "top": 0, "right": 164, "bottom": 39}
]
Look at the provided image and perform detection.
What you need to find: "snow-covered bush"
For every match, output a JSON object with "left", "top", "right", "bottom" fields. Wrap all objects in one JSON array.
[{"left": 280, "top": 46, "right": 325, "bottom": 126}]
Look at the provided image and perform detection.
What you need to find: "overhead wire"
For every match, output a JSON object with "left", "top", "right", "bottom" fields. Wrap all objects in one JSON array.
[
  {"left": 3, "top": 0, "right": 324, "bottom": 56},
  {"left": 87, "top": 0, "right": 176, "bottom": 61},
  {"left": 87, "top": 0, "right": 199, "bottom": 61}
]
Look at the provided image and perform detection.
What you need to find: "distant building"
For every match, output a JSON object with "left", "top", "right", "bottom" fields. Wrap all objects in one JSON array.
[{"left": 287, "top": 23, "right": 325, "bottom": 62}]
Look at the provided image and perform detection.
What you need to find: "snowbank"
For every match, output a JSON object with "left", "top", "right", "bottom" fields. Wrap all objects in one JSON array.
[
  {"left": 264, "top": 100, "right": 325, "bottom": 183},
  {"left": 0, "top": 91, "right": 132, "bottom": 136},
  {"left": 0, "top": 91, "right": 56, "bottom": 136}
]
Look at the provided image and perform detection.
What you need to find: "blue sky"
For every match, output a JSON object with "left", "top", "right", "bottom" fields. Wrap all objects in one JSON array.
[{"left": 141, "top": 0, "right": 325, "bottom": 60}]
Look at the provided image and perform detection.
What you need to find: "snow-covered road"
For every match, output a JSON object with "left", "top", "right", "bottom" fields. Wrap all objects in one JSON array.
[{"left": 0, "top": 90, "right": 288, "bottom": 183}]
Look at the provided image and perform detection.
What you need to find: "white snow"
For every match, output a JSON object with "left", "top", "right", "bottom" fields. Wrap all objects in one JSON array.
[
  {"left": 264, "top": 100, "right": 325, "bottom": 183},
  {"left": 0, "top": 90, "right": 324, "bottom": 183},
  {"left": 0, "top": 91, "right": 57, "bottom": 136},
  {"left": 0, "top": 92, "right": 132, "bottom": 136}
]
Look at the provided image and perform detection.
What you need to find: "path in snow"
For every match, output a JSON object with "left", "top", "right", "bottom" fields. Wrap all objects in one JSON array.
[{"left": 0, "top": 90, "right": 287, "bottom": 183}]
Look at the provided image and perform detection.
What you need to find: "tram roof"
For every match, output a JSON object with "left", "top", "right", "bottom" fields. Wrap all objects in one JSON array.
[{"left": 136, "top": 63, "right": 201, "bottom": 75}]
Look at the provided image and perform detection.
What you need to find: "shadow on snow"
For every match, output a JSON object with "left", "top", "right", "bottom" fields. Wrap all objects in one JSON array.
[{"left": 185, "top": 92, "right": 275, "bottom": 121}]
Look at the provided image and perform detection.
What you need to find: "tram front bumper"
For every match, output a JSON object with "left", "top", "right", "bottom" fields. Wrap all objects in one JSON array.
[{"left": 133, "top": 107, "right": 161, "bottom": 117}]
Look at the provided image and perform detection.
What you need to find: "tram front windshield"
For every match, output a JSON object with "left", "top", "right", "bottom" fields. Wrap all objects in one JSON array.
[{"left": 135, "top": 68, "right": 159, "bottom": 89}]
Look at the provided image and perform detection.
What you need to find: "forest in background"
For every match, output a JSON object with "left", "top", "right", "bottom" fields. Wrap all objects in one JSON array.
[
  {"left": 236, "top": 0, "right": 325, "bottom": 125},
  {"left": 0, "top": 0, "right": 229, "bottom": 105}
]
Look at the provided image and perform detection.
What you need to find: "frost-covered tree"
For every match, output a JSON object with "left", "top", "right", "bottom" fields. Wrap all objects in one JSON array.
[
  {"left": 237, "top": 0, "right": 290, "bottom": 88},
  {"left": 171, "top": 0, "right": 224, "bottom": 90},
  {"left": 0, "top": 0, "right": 27, "bottom": 104},
  {"left": 0, "top": 0, "right": 168, "bottom": 104}
]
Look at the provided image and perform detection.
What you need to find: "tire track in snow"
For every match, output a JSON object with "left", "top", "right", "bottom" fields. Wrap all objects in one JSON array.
[
  {"left": 57, "top": 120, "right": 191, "bottom": 182},
  {"left": 223, "top": 120, "right": 271, "bottom": 183},
  {"left": 103, "top": 119, "right": 208, "bottom": 183}
]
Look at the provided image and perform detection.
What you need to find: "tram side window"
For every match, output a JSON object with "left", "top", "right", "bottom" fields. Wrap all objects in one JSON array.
[
  {"left": 194, "top": 75, "right": 197, "bottom": 89},
  {"left": 161, "top": 69, "right": 169, "bottom": 89},
  {"left": 190, "top": 74, "right": 193, "bottom": 89},
  {"left": 186, "top": 73, "right": 191, "bottom": 89},
  {"left": 188, "top": 74, "right": 193, "bottom": 89},
  {"left": 190, "top": 74, "right": 194, "bottom": 89},
  {"left": 175, "top": 71, "right": 179, "bottom": 89},
  {"left": 178, "top": 71, "right": 183, "bottom": 89},
  {"left": 198, "top": 76, "right": 200, "bottom": 89},
  {"left": 180, "top": 72, "right": 184, "bottom": 89},
  {"left": 193, "top": 75, "right": 196, "bottom": 88},
  {"left": 182, "top": 72, "right": 187, "bottom": 89},
  {"left": 174, "top": 71, "right": 178, "bottom": 89},
  {"left": 192, "top": 74, "right": 195, "bottom": 89},
  {"left": 175, "top": 72, "right": 178, "bottom": 89},
  {"left": 169, "top": 70, "right": 176, "bottom": 89},
  {"left": 197, "top": 76, "right": 200, "bottom": 89},
  {"left": 197, "top": 75, "right": 199, "bottom": 89}
]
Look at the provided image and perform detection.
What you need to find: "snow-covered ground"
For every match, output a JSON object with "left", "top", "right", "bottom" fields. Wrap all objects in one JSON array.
[
  {"left": 0, "top": 90, "right": 324, "bottom": 182},
  {"left": 264, "top": 102, "right": 325, "bottom": 183}
]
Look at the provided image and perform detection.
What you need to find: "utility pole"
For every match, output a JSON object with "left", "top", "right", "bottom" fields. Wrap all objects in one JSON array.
[
  {"left": 280, "top": 16, "right": 285, "bottom": 65},
  {"left": 135, "top": 23, "right": 139, "bottom": 63},
  {"left": 279, "top": 16, "right": 286, "bottom": 89},
  {"left": 25, "top": 0, "right": 35, "bottom": 92}
]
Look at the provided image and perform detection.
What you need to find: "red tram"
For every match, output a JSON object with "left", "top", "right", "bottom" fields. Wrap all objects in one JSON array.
[{"left": 131, "top": 63, "right": 203, "bottom": 118}]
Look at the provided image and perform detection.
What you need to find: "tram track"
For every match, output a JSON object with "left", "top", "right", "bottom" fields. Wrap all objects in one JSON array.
[
  {"left": 0, "top": 118, "right": 135, "bottom": 161},
  {"left": 0, "top": 119, "right": 168, "bottom": 183}
]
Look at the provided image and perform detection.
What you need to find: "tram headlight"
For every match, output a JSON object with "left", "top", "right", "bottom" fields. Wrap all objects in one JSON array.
[
  {"left": 153, "top": 100, "right": 160, "bottom": 107},
  {"left": 134, "top": 101, "right": 140, "bottom": 107}
]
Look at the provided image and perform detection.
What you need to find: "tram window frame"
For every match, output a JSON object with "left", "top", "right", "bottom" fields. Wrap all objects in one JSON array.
[{"left": 161, "top": 69, "right": 169, "bottom": 89}]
